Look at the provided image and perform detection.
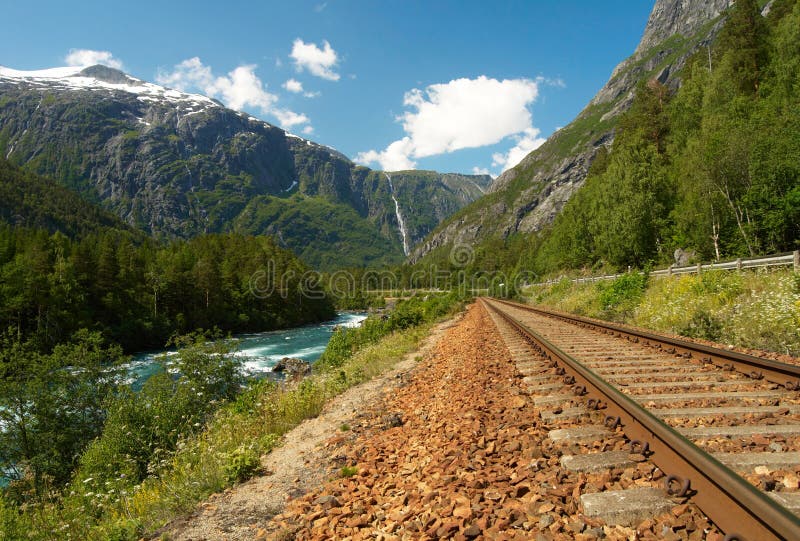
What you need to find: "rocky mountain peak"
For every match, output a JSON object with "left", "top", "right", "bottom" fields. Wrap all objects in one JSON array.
[
  {"left": 75, "top": 64, "right": 138, "bottom": 85},
  {"left": 635, "top": 0, "right": 733, "bottom": 57}
]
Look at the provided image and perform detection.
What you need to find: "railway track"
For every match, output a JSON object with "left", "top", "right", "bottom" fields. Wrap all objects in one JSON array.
[{"left": 481, "top": 297, "right": 800, "bottom": 541}]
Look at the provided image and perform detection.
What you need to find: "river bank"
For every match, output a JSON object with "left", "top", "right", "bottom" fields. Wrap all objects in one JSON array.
[
  {"left": 0, "top": 293, "right": 469, "bottom": 539},
  {"left": 155, "top": 311, "right": 463, "bottom": 540}
]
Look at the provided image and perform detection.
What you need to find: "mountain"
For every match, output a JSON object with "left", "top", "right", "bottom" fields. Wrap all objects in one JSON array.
[
  {"left": 410, "top": 0, "right": 734, "bottom": 263},
  {"left": 0, "top": 65, "right": 490, "bottom": 269}
]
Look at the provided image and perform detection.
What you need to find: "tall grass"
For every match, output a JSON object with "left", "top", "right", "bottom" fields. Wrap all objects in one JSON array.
[
  {"left": 530, "top": 269, "right": 800, "bottom": 355},
  {"left": 633, "top": 270, "right": 800, "bottom": 354}
]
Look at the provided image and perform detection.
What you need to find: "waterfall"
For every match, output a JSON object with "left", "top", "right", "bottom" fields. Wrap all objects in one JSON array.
[{"left": 386, "top": 173, "right": 410, "bottom": 256}]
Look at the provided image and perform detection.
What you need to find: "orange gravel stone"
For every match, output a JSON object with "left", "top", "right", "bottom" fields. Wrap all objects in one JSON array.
[{"left": 266, "top": 302, "right": 726, "bottom": 540}]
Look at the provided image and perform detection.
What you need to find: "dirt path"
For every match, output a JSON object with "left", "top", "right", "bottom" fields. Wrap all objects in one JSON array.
[{"left": 156, "top": 313, "right": 463, "bottom": 541}]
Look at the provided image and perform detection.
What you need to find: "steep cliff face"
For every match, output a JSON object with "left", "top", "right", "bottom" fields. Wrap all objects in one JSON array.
[
  {"left": 0, "top": 65, "right": 489, "bottom": 269},
  {"left": 411, "top": 0, "right": 733, "bottom": 263},
  {"left": 634, "top": 0, "right": 733, "bottom": 55}
]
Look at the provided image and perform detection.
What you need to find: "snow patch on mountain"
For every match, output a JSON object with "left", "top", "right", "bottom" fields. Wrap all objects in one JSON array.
[
  {"left": 0, "top": 64, "right": 346, "bottom": 163},
  {"left": 0, "top": 64, "right": 218, "bottom": 111}
]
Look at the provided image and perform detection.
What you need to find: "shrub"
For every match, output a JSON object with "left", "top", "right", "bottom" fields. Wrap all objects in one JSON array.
[
  {"left": 531, "top": 268, "right": 800, "bottom": 355},
  {"left": 678, "top": 309, "right": 724, "bottom": 340},
  {"left": 75, "top": 332, "right": 243, "bottom": 488},
  {"left": 316, "top": 291, "right": 468, "bottom": 370},
  {"left": 3, "top": 290, "right": 467, "bottom": 539},
  {"left": 597, "top": 272, "right": 648, "bottom": 319},
  {"left": 223, "top": 447, "right": 260, "bottom": 483}
]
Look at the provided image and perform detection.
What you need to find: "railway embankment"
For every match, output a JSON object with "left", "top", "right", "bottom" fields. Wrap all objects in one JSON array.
[{"left": 528, "top": 268, "right": 800, "bottom": 358}]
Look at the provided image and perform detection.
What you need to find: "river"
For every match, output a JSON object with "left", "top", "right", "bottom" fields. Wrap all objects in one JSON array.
[{"left": 125, "top": 312, "right": 367, "bottom": 389}]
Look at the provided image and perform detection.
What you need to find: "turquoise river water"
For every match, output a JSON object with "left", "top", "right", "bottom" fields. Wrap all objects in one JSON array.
[
  {"left": 125, "top": 312, "right": 367, "bottom": 389},
  {"left": 0, "top": 313, "right": 367, "bottom": 486}
]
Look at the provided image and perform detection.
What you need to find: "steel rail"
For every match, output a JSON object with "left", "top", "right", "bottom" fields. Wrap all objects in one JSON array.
[
  {"left": 493, "top": 298, "right": 800, "bottom": 391},
  {"left": 482, "top": 298, "right": 800, "bottom": 541}
]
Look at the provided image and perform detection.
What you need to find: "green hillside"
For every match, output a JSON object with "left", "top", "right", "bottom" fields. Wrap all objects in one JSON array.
[
  {"left": 527, "top": 0, "right": 800, "bottom": 273},
  {"left": 0, "top": 158, "right": 142, "bottom": 240}
]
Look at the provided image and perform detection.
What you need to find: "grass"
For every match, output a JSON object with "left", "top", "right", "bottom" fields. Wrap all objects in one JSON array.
[
  {"left": 0, "top": 318, "right": 440, "bottom": 540},
  {"left": 528, "top": 268, "right": 800, "bottom": 356}
]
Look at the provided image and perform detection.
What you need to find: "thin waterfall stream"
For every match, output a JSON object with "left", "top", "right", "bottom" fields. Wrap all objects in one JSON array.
[{"left": 386, "top": 173, "right": 410, "bottom": 256}]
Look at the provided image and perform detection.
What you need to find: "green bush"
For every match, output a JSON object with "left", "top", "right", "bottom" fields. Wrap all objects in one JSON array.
[
  {"left": 531, "top": 268, "right": 800, "bottom": 356},
  {"left": 597, "top": 272, "right": 648, "bottom": 319},
  {"left": 101, "top": 519, "right": 143, "bottom": 541},
  {"left": 75, "top": 332, "right": 243, "bottom": 488},
  {"left": 223, "top": 447, "right": 261, "bottom": 483},
  {"left": 678, "top": 309, "right": 723, "bottom": 341},
  {"left": 0, "top": 496, "right": 22, "bottom": 540},
  {"left": 316, "top": 291, "right": 468, "bottom": 370},
  {"left": 2, "top": 290, "right": 467, "bottom": 539}
]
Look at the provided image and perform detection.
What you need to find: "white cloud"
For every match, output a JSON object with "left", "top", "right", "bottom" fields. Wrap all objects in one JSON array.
[
  {"left": 356, "top": 76, "right": 542, "bottom": 172},
  {"left": 283, "top": 78, "right": 304, "bottom": 93},
  {"left": 157, "top": 57, "right": 312, "bottom": 131},
  {"left": 491, "top": 127, "right": 546, "bottom": 171},
  {"left": 208, "top": 65, "right": 278, "bottom": 112},
  {"left": 472, "top": 167, "right": 491, "bottom": 176},
  {"left": 541, "top": 77, "right": 566, "bottom": 88},
  {"left": 302, "top": 125, "right": 314, "bottom": 135},
  {"left": 356, "top": 138, "right": 416, "bottom": 171},
  {"left": 65, "top": 49, "right": 123, "bottom": 70},
  {"left": 283, "top": 78, "right": 321, "bottom": 98},
  {"left": 157, "top": 57, "right": 214, "bottom": 90},
  {"left": 273, "top": 109, "right": 310, "bottom": 128},
  {"left": 290, "top": 39, "right": 340, "bottom": 81}
]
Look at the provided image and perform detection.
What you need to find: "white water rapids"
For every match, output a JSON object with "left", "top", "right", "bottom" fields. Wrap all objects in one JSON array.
[{"left": 386, "top": 173, "right": 410, "bottom": 256}]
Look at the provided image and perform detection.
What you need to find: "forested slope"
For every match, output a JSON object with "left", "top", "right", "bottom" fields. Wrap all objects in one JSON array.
[{"left": 526, "top": 0, "right": 799, "bottom": 273}]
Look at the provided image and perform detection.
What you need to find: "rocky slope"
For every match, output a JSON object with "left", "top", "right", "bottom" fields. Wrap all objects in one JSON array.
[
  {"left": 411, "top": 0, "right": 733, "bottom": 263},
  {"left": 0, "top": 65, "right": 490, "bottom": 269}
]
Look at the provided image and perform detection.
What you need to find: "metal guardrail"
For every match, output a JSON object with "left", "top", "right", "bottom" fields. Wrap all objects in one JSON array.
[{"left": 531, "top": 251, "right": 800, "bottom": 287}]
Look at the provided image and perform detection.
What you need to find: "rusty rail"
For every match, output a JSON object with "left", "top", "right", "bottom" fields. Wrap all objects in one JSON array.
[
  {"left": 482, "top": 298, "right": 800, "bottom": 541},
  {"left": 494, "top": 299, "right": 800, "bottom": 391}
]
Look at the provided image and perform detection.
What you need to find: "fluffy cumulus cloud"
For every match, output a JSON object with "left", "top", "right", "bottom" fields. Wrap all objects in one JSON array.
[
  {"left": 290, "top": 39, "right": 340, "bottom": 81},
  {"left": 356, "top": 76, "right": 542, "bottom": 172},
  {"left": 283, "top": 78, "right": 304, "bottom": 93},
  {"left": 157, "top": 57, "right": 310, "bottom": 129},
  {"left": 491, "top": 127, "right": 547, "bottom": 171},
  {"left": 65, "top": 49, "right": 123, "bottom": 69},
  {"left": 356, "top": 138, "right": 416, "bottom": 172}
]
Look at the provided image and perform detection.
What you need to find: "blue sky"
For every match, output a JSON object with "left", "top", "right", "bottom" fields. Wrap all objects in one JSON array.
[{"left": 1, "top": 0, "right": 653, "bottom": 176}]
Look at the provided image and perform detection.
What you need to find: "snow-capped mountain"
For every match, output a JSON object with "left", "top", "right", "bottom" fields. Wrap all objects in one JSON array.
[{"left": 0, "top": 64, "right": 490, "bottom": 269}]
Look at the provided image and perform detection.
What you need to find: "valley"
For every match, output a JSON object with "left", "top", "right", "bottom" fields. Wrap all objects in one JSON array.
[{"left": 0, "top": 0, "right": 799, "bottom": 539}]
